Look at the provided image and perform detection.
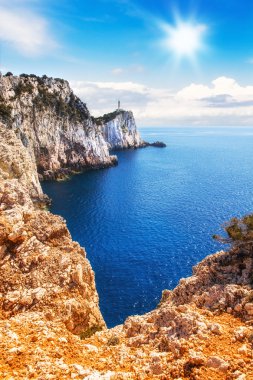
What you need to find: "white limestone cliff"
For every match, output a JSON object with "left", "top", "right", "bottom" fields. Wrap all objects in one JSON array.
[
  {"left": 98, "top": 110, "right": 144, "bottom": 150},
  {"left": 0, "top": 74, "right": 118, "bottom": 180}
]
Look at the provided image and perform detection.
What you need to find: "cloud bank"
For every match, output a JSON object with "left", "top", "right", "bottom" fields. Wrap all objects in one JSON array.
[
  {"left": 71, "top": 77, "right": 253, "bottom": 126},
  {"left": 0, "top": 5, "right": 56, "bottom": 56}
]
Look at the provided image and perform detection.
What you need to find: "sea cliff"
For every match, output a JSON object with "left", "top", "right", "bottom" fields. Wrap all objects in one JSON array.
[
  {"left": 0, "top": 74, "right": 252, "bottom": 379},
  {"left": 0, "top": 74, "right": 144, "bottom": 180},
  {"left": 0, "top": 123, "right": 105, "bottom": 337},
  {"left": 95, "top": 110, "right": 144, "bottom": 150}
]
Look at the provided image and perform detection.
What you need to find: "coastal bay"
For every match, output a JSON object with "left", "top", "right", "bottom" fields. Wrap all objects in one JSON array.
[{"left": 43, "top": 127, "right": 253, "bottom": 327}]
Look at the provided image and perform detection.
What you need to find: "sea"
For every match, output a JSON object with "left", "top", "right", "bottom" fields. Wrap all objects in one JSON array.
[{"left": 42, "top": 127, "right": 253, "bottom": 327}]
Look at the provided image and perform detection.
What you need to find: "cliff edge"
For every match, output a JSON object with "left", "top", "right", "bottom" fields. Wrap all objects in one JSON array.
[
  {"left": 0, "top": 74, "right": 149, "bottom": 180},
  {"left": 0, "top": 75, "right": 252, "bottom": 380},
  {"left": 0, "top": 74, "right": 118, "bottom": 180},
  {"left": 0, "top": 123, "right": 105, "bottom": 339},
  {"left": 95, "top": 110, "right": 144, "bottom": 150}
]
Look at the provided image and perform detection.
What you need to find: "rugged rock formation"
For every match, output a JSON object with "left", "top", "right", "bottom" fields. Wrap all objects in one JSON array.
[
  {"left": 0, "top": 73, "right": 164, "bottom": 180},
  {"left": 0, "top": 74, "right": 118, "bottom": 180},
  {"left": 0, "top": 74, "right": 252, "bottom": 380},
  {"left": 0, "top": 125, "right": 46, "bottom": 205},
  {"left": 95, "top": 110, "right": 144, "bottom": 150},
  {"left": 0, "top": 123, "right": 105, "bottom": 339},
  {"left": 0, "top": 131, "right": 252, "bottom": 380},
  {"left": 1, "top": 241, "right": 253, "bottom": 378}
]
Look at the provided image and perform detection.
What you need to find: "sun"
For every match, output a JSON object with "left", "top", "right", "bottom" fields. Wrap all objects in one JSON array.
[{"left": 162, "top": 19, "right": 207, "bottom": 61}]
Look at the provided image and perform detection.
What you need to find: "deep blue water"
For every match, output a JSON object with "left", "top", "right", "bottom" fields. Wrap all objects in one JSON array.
[{"left": 42, "top": 127, "right": 253, "bottom": 327}]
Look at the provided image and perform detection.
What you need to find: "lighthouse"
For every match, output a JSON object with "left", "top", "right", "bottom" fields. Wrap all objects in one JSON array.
[{"left": 118, "top": 100, "right": 120, "bottom": 110}]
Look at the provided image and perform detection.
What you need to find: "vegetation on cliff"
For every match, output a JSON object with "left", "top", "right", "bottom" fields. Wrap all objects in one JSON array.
[
  {"left": 9, "top": 75, "right": 90, "bottom": 122},
  {"left": 93, "top": 110, "right": 123, "bottom": 125},
  {"left": 0, "top": 73, "right": 252, "bottom": 379},
  {"left": 0, "top": 74, "right": 118, "bottom": 180},
  {"left": 214, "top": 214, "right": 253, "bottom": 246},
  {"left": 0, "top": 94, "right": 12, "bottom": 125}
]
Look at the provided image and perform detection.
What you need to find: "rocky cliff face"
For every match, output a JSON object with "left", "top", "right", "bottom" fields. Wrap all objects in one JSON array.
[
  {"left": 0, "top": 74, "right": 253, "bottom": 380},
  {"left": 0, "top": 74, "right": 118, "bottom": 180},
  {"left": 0, "top": 129, "right": 252, "bottom": 379},
  {"left": 0, "top": 74, "right": 146, "bottom": 180},
  {"left": 1, "top": 236, "right": 253, "bottom": 379},
  {"left": 0, "top": 123, "right": 105, "bottom": 339},
  {"left": 95, "top": 110, "right": 144, "bottom": 150}
]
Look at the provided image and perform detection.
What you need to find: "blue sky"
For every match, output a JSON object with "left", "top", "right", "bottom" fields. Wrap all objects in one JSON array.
[{"left": 1, "top": 0, "right": 253, "bottom": 126}]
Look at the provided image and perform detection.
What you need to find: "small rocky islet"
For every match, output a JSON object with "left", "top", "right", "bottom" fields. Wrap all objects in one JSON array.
[{"left": 0, "top": 73, "right": 252, "bottom": 379}]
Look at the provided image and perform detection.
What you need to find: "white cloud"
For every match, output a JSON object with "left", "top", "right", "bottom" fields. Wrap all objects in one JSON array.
[
  {"left": 177, "top": 77, "right": 253, "bottom": 102},
  {"left": 0, "top": 6, "right": 56, "bottom": 56},
  {"left": 71, "top": 77, "right": 253, "bottom": 127}
]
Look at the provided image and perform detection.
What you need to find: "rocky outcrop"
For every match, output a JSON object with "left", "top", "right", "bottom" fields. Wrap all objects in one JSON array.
[
  {"left": 0, "top": 122, "right": 105, "bottom": 336},
  {"left": 0, "top": 73, "right": 164, "bottom": 180},
  {"left": 1, "top": 244, "right": 253, "bottom": 379},
  {"left": 0, "top": 125, "right": 46, "bottom": 205},
  {"left": 0, "top": 75, "right": 253, "bottom": 380},
  {"left": 0, "top": 74, "right": 118, "bottom": 180},
  {"left": 143, "top": 141, "right": 167, "bottom": 148},
  {"left": 95, "top": 110, "right": 144, "bottom": 150},
  {"left": 165, "top": 247, "right": 253, "bottom": 319}
]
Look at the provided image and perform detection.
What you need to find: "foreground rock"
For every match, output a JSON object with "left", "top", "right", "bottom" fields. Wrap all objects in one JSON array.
[{"left": 1, "top": 307, "right": 252, "bottom": 379}]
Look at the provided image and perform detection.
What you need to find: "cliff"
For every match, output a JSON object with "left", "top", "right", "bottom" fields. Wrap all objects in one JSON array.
[
  {"left": 0, "top": 74, "right": 148, "bottom": 180},
  {"left": 95, "top": 110, "right": 144, "bottom": 150},
  {"left": 0, "top": 123, "right": 105, "bottom": 339},
  {"left": 1, "top": 218, "right": 253, "bottom": 379},
  {"left": 0, "top": 74, "right": 252, "bottom": 379},
  {"left": 1, "top": 131, "right": 252, "bottom": 379},
  {"left": 0, "top": 74, "right": 120, "bottom": 180}
]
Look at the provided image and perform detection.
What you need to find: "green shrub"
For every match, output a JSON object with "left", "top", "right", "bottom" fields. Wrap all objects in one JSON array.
[
  {"left": 55, "top": 78, "right": 65, "bottom": 85},
  {"left": 14, "top": 82, "right": 34, "bottom": 97},
  {"left": 79, "top": 325, "right": 103, "bottom": 340},
  {"left": 213, "top": 213, "right": 253, "bottom": 247},
  {"left": 94, "top": 110, "right": 123, "bottom": 125},
  {"left": 33, "top": 86, "right": 88, "bottom": 122}
]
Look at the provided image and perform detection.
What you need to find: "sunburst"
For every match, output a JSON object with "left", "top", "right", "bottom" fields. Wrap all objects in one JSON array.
[{"left": 161, "top": 17, "right": 207, "bottom": 62}]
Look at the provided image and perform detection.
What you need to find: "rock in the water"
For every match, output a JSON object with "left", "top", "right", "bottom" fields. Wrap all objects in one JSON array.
[{"left": 144, "top": 141, "right": 167, "bottom": 148}]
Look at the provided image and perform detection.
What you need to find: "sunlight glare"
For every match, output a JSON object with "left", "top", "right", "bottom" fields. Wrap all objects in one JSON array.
[{"left": 162, "top": 19, "right": 207, "bottom": 61}]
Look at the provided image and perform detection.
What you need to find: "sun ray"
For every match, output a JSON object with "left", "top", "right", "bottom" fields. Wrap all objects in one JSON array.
[{"left": 160, "top": 16, "right": 207, "bottom": 63}]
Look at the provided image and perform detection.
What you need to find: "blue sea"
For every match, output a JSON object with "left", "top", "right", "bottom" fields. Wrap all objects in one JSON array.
[{"left": 42, "top": 127, "right": 253, "bottom": 327}]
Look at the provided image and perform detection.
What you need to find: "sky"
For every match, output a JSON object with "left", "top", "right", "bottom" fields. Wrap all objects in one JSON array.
[{"left": 1, "top": 0, "right": 253, "bottom": 126}]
